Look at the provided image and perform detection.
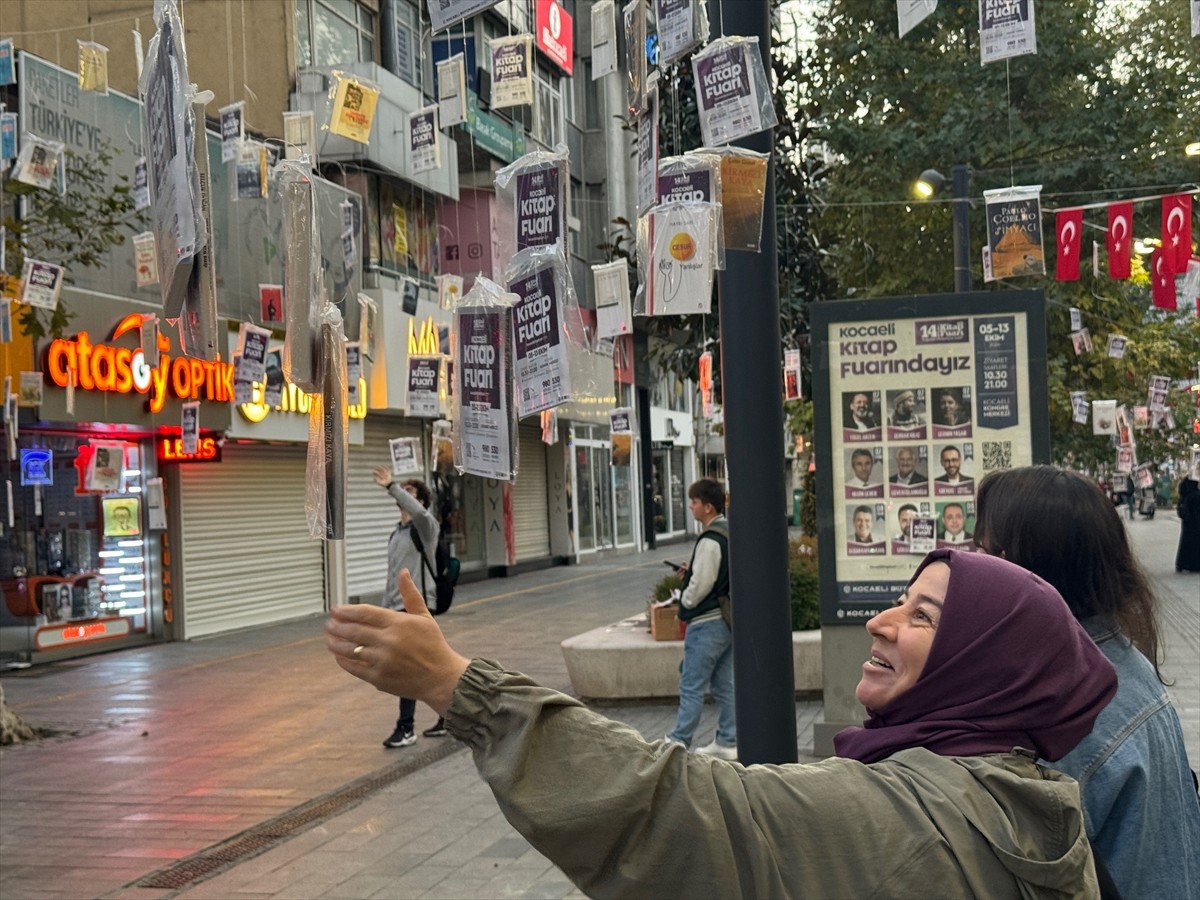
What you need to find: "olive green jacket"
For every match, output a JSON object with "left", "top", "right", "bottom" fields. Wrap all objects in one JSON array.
[{"left": 446, "top": 659, "right": 1100, "bottom": 899}]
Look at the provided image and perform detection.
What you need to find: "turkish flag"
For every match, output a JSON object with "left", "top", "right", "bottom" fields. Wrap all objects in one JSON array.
[
  {"left": 1161, "top": 193, "right": 1193, "bottom": 274},
  {"left": 1150, "top": 248, "right": 1176, "bottom": 310},
  {"left": 1107, "top": 201, "right": 1133, "bottom": 279},
  {"left": 1055, "top": 208, "right": 1083, "bottom": 281}
]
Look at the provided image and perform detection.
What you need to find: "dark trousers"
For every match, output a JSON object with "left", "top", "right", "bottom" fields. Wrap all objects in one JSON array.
[{"left": 397, "top": 697, "right": 416, "bottom": 731}]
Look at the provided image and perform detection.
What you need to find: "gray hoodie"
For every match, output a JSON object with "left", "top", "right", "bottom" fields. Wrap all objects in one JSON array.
[{"left": 382, "top": 482, "right": 439, "bottom": 611}]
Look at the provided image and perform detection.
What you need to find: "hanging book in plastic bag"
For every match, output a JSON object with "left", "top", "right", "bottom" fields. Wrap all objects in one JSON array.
[
  {"left": 643, "top": 201, "right": 717, "bottom": 316},
  {"left": 655, "top": 0, "right": 709, "bottom": 67},
  {"left": 503, "top": 245, "right": 579, "bottom": 419},
  {"left": 691, "top": 37, "right": 777, "bottom": 147},
  {"left": 660, "top": 153, "right": 724, "bottom": 269}
]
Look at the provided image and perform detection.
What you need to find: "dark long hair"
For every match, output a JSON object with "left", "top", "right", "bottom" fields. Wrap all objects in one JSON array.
[{"left": 975, "top": 466, "right": 1164, "bottom": 680}]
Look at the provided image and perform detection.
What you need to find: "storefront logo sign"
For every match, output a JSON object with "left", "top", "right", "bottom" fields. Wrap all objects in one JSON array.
[
  {"left": 158, "top": 437, "right": 221, "bottom": 462},
  {"left": 45, "top": 314, "right": 235, "bottom": 414},
  {"left": 237, "top": 380, "right": 368, "bottom": 423}
]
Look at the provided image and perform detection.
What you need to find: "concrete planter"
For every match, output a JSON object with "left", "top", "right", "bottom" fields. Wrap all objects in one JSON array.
[{"left": 561, "top": 616, "right": 822, "bottom": 700}]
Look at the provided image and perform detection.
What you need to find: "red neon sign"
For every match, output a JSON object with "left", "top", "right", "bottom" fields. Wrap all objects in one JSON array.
[{"left": 158, "top": 437, "right": 222, "bottom": 463}]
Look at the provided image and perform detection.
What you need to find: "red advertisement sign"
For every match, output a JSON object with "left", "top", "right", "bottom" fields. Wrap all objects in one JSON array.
[{"left": 536, "top": 0, "right": 573, "bottom": 74}]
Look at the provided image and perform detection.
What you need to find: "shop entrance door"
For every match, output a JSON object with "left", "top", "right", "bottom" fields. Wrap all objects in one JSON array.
[{"left": 574, "top": 435, "right": 614, "bottom": 553}]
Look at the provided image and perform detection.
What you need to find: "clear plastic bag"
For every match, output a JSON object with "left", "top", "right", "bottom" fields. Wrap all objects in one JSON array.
[
  {"left": 305, "top": 305, "right": 348, "bottom": 540},
  {"left": 642, "top": 200, "right": 718, "bottom": 316},
  {"left": 494, "top": 146, "right": 570, "bottom": 270},
  {"left": 277, "top": 160, "right": 323, "bottom": 392},
  {"left": 696, "top": 146, "right": 769, "bottom": 253},
  {"left": 660, "top": 153, "right": 724, "bottom": 269},
  {"left": 654, "top": 0, "right": 709, "bottom": 67},
  {"left": 691, "top": 36, "right": 778, "bottom": 147}
]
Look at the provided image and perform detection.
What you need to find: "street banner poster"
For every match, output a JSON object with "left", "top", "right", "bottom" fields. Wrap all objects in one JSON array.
[
  {"left": 1070, "top": 391, "right": 1089, "bottom": 425},
  {"left": 647, "top": 201, "right": 716, "bottom": 316},
  {"left": 656, "top": 0, "right": 707, "bottom": 65},
  {"left": 897, "top": 1, "right": 938, "bottom": 37},
  {"left": 407, "top": 356, "right": 441, "bottom": 417},
  {"left": 784, "top": 348, "right": 802, "bottom": 401},
  {"left": 283, "top": 110, "right": 316, "bottom": 162},
  {"left": 636, "top": 77, "right": 659, "bottom": 215},
  {"left": 133, "top": 232, "right": 159, "bottom": 287},
  {"left": 508, "top": 260, "right": 572, "bottom": 418},
  {"left": 456, "top": 304, "right": 516, "bottom": 480},
  {"left": 1069, "top": 306, "right": 1082, "bottom": 332},
  {"left": 489, "top": 35, "right": 533, "bottom": 110},
  {"left": 426, "top": 0, "right": 501, "bottom": 32},
  {"left": 593, "top": 258, "right": 632, "bottom": 340},
  {"left": 20, "top": 259, "right": 65, "bottom": 310},
  {"left": 515, "top": 161, "right": 565, "bottom": 251},
  {"left": 438, "top": 273, "right": 463, "bottom": 311},
  {"left": 133, "top": 156, "right": 150, "bottom": 209},
  {"left": 219, "top": 101, "right": 244, "bottom": 162},
  {"left": 1092, "top": 398, "right": 1117, "bottom": 436},
  {"left": 623, "top": 0, "right": 647, "bottom": 113},
  {"left": 691, "top": 36, "right": 776, "bottom": 147},
  {"left": 812, "top": 292, "right": 1046, "bottom": 621},
  {"left": 591, "top": 0, "right": 617, "bottom": 79},
  {"left": 328, "top": 73, "right": 380, "bottom": 144},
  {"left": 12, "top": 136, "right": 63, "bottom": 190},
  {"left": 436, "top": 54, "right": 466, "bottom": 126},
  {"left": 610, "top": 408, "right": 633, "bottom": 466},
  {"left": 1106, "top": 333, "right": 1128, "bottom": 358},
  {"left": 983, "top": 185, "right": 1044, "bottom": 278},
  {"left": 77, "top": 41, "right": 109, "bottom": 94},
  {"left": 979, "top": 0, "right": 1037, "bottom": 65},
  {"left": 409, "top": 106, "right": 440, "bottom": 174},
  {"left": 0, "top": 39, "right": 14, "bottom": 85},
  {"left": 0, "top": 113, "right": 17, "bottom": 161},
  {"left": 345, "top": 342, "right": 362, "bottom": 406},
  {"left": 390, "top": 437, "right": 423, "bottom": 477}
]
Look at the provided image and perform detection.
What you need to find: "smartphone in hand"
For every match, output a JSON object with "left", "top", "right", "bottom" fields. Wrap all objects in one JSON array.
[{"left": 663, "top": 560, "right": 683, "bottom": 569}]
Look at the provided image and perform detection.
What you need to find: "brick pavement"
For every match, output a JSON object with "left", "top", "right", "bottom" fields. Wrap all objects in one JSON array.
[{"left": 1, "top": 518, "right": 1195, "bottom": 899}]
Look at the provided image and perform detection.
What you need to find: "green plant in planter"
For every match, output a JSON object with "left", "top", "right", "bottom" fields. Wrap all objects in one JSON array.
[
  {"left": 788, "top": 535, "right": 821, "bottom": 631},
  {"left": 652, "top": 573, "right": 684, "bottom": 603}
]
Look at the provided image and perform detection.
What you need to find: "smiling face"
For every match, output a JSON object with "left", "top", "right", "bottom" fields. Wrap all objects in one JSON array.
[
  {"left": 941, "top": 448, "right": 961, "bottom": 478},
  {"left": 853, "top": 510, "right": 874, "bottom": 542},
  {"left": 851, "top": 452, "right": 874, "bottom": 483},
  {"left": 939, "top": 393, "right": 959, "bottom": 421},
  {"left": 896, "top": 394, "right": 915, "bottom": 416},
  {"left": 942, "top": 504, "right": 965, "bottom": 535},
  {"left": 897, "top": 507, "right": 916, "bottom": 536},
  {"left": 855, "top": 562, "right": 949, "bottom": 712},
  {"left": 895, "top": 448, "right": 916, "bottom": 477},
  {"left": 850, "top": 394, "right": 870, "bottom": 418}
]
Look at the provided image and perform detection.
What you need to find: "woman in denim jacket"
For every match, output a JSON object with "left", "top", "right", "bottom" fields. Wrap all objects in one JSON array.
[{"left": 976, "top": 466, "right": 1200, "bottom": 900}]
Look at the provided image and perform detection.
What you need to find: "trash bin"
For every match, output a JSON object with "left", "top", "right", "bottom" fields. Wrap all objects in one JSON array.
[{"left": 792, "top": 488, "right": 803, "bottom": 526}]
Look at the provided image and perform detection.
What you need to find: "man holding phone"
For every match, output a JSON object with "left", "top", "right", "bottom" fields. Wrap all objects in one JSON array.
[{"left": 664, "top": 478, "right": 736, "bottom": 760}]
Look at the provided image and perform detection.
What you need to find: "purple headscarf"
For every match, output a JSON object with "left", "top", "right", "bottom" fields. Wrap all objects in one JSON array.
[{"left": 834, "top": 548, "right": 1117, "bottom": 765}]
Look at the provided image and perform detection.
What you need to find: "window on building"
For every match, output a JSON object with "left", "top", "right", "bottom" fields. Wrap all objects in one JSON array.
[
  {"left": 390, "top": 0, "right": 420, "bottom": 87},
  {"left": 568, "top": 180, "right": 582, "bottom": 256},
  {"left": 296, "top": 0, "right": 377, "bottom": 68},
  {"left": 652, "top": 368, "right": 690, "bottom": 413},
  {"left": 533, "top": 64, "right": 563, "bottom": 148}
]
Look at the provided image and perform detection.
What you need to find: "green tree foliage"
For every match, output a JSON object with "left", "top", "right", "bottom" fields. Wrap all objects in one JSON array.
[
  {"left": 3, "top": 140, "right": 143, "bottom": 340},
  {"left": 804, "top": 0, "right": 1199, "bottom": 460}
]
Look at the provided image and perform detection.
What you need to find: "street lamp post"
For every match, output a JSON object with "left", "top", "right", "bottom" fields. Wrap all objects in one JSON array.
[{"left": 917, "top": 164, "right": 972, "bottom": 293}]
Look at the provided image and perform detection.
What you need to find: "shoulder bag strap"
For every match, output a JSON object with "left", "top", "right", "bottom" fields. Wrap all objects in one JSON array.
[{"left": 408, "top": 526, "right": 437, "bottom": 595}]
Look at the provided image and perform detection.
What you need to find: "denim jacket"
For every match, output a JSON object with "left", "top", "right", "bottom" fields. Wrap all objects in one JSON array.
[{"left": 1047, "top": 618, "right": 1200, "bottom": 900}]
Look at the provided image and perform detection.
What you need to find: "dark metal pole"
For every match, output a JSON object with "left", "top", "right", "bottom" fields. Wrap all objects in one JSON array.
[
  {"left": 716, "top": 0, "right": 797, "bottom": 765},
  {"left": 952, "top": 163, "right": 971, "bottom": 293}
]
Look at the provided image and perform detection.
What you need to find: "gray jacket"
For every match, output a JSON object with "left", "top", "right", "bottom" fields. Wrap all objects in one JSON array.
[
  {"left": 382, "top": 483, "right": 439, "bottom": 610},
  {"left": 447, "top": 659, "right": 1102, "bottom": 899}
]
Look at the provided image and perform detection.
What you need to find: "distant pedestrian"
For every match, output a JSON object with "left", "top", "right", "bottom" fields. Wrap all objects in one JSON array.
[
  {"left": 372, "top": 466, "right": 445, "bottom": 748},
  {"left": 665, "top": 478, "right": 736, "bottom": 759},
  {"left": 1176, "top": 474, "right": 1200, "bottom": 573},
  {"left": 975, "top": 466, "right": 1200, "bottom": 900}
]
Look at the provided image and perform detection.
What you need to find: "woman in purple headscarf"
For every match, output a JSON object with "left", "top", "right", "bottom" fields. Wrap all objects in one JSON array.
[{"left": 326, "top": 550, "right": 1116, "bottom": 899}]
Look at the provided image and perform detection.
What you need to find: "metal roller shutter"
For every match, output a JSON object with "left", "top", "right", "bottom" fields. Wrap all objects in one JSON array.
[
  {"left": 513, "top": 425, "right": 550, "bottom": 561},
  {"left": 178, "top": 443, "right": 324, "bottom": 639},
  {"left": 345, "top": 418, "right": 423, "bottom": 600}
]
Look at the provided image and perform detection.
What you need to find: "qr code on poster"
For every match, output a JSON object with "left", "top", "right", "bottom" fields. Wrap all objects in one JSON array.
[{"left": 981, "top": 441, "right": 1013, "bottom": 473}]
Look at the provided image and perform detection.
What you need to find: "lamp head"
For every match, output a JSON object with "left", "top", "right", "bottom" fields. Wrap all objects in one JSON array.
[
  {"left": 1186, "top": 141, "right": 1200, "bottom": 157},
  {"left": 915, "top": 168, "right": 946, "bottom": 198}
]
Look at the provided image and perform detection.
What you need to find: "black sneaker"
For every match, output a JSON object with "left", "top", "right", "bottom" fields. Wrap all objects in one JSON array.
[
  {"left": 383, "top": 728, "right": 416, "bottom": 748},
  {"left": 422, "top": 720, "right": 448, "bottom": 738}
]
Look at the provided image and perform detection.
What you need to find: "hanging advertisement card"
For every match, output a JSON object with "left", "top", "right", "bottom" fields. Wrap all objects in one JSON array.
[
  {"left": 432, "top": 419, "right": 455, "bottom": 475},
  {"left": 219, "top": 101, "right": 244, "bottom": 162},
  {"left": 1069, "top": 327, "right": 1092, "bottom": 355},
  {"left": 508, "top": 262, "right": 571, "bottom": 418},
  {"left": 0, "top": 299, "right": 10, "bottom": 344},
  {"left": 393, "top": 203, "right": 409, "bottom": 255},
  {"left": 540, "top": 408, "right": 558, "bottom": 444},
  {"left": 401, "top": 277, "right": 420, "bottom": 315},
  {"left": 716, "top": 151, "right": 768, "bottom": 251},
  {"left": 20, "top": 259, "right": 65, "bottom": 310},
  {"left": 407, "top": 356, "right": 441, "bottom": 417},
  {"left": 283, "top": 110, "right": 316, "bottom": 161},
  {"left": 390, "top": 437, "right": 423, "bottom": 477},
  {"left": 345, "top": 341, "right": 362, "bottom": 406},
  {"left": 1069, "top": 306, "right": 1081, "bottom": 332},
  {"left": 12, "top": 136, "right": 63, "bottom": 190},
  {"left": 236, "top": 322, "right": 271, "bottom": 383},
  {"left": 979, "top": 0, "right": 1037, "bottom": 65},
  {"left": 133, "top": 232, "right": 159, "bottom": 286},
  {"left": 456, "top": 306, "right": 515, "bottom": 480},
  {"left": 426, "top": 0, "right": 502, "bottom": 32},
  {"left": 438, "top": 273, "right": 464, "bottom": 311},
  {"left": 409, "top": 106, "right": 440, "bottom": 174},
  {"left": 898, "top": 0, "right": 938, "bottom": 37},
  {"left": 77, "top": 41, "right": 110, "bottom": 93},
  {"left": 133, "top": 156, "right": 150, "bottom": 209},
  {"left": 102, "top": 497, "right": 141, "bottom": 537},
  {"left": 591, "top": 0, "right": 617, "bottom": 79},
  {"left": 1106, "top": 334, "right": 1127, "bottom": 358},
  {"left": 623, "top": 0, "right": 647, "bottom": 113},
  {"left": 181, "top": 402, "right": 200, "bottom": 454},
  {"left": 983, "top": 185, "right": 1044, "bottom": 278},
  {"left": 1193, "top": 0, "right": 1200, "bottom": 37},
  {"left": 648, "top": 202, "right": 715, "bottom": 316},
  {"left": 699, "top": 350, "right": 714, "bottom": 415},
  {"left": 358, "top": 293, "right": 378, "bottom": 362},
  {"left": 515, "top": 162, "right": 564, "bottom": 250},
  {"left": 636, "top": 77, "right": 659, "bottom": 215},
  {"left": 18, "top": 371, "right": 43, "bottom": 407},
  {"left": 610, "top": 408, "right": 633, "bottom": 466},
  {"left": 235, "top": 141, "right": 267, "bottom": 199},
  {"left": 656, "top": 0, "right": 706, "bottom": 65},
  {"left": 0, "top": 39, "right": 14, "bottom": 86},
  {"left": 593, "top": 259, "right": 632, "bottom": 339},
  {"left": 259, "top": 283, "right": 284, "bottom": 323},
  {"left": 1092, "top": 399, "right": 1117, "bottom": 435},
  {"left": 1070, "top": 391, "right": 1089, "bottom": 425},
  {"left": 138, "top": 315, "right": 159, "bottom": 369},
  {"left": 1133, "top": 406, "right": 1150, "bottom": 430},
  {"left": 784, "top": 348, "right": 802, "bottom": 401},
  {"left": 0, "top": 113, "right": 17, "bottom": 160},
  {"left": 329, "top": 74, "right": 380, "bottom": 144},
  {"left": 88, "top": 442, "right": 126, "bottom": 492},
  {"left": 489, "top": 36, "right": 533, "bottom": 110},
  {"left": 341, "top": 199, "right": 357, "bottom": 276},
  {"left": 692, "top": 37, "right": 775, "bottom": 147},
  {"left": 436, "top": 54, "right": 466, "bottom": 126},
  {"left": 145, "top": 478, "right": 168, "bottom": 530}
]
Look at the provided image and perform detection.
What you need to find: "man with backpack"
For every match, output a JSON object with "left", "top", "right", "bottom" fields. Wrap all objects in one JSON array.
[
  {"left": 665, "top": 478, "right": 736, "bottom": 760},
  {"left": 371, "top": 466, "right": 448, "bottom": 746}
]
